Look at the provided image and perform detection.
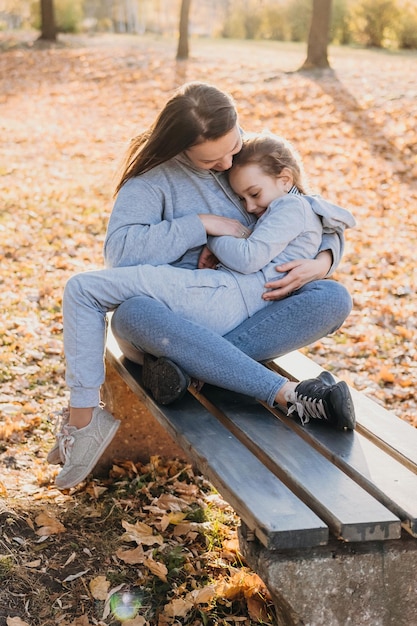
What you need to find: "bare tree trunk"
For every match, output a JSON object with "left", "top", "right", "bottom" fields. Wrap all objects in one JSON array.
[
  {"left": 301, "top": 0, "right": 332, "bottom": 69},
  {"left": 176, "top": 0, "right": 192, "bottom": 60},
  {"left": 39, "top": 0, "right": 57, "bottom": 41}
]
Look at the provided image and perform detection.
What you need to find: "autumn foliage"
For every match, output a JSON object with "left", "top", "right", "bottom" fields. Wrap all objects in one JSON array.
[{"left": 0, "top": 31, "right": 416, "bottom": 625}]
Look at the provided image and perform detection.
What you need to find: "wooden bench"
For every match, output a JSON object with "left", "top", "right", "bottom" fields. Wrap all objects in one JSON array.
[{"left": 105, "top": 331, "right": 417, "bottom": 626}]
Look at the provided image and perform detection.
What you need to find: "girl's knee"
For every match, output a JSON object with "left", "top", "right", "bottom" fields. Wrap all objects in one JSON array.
[{"left": 64, "top": 273, "right": 89, "bottom": 304}]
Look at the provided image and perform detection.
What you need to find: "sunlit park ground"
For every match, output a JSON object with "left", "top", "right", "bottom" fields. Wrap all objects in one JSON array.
[
  {"left": 2, "top": 31, "right": 416, "bottom": 426},
  {"left": 0, "top": 31, "right": 417, "bottom": 625}
]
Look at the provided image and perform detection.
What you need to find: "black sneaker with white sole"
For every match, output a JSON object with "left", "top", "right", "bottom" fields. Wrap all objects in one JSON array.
[
  {"left": 142, "top": 354, "right": 191, "bottom": 405},
  {"left": 287, "top": 371, "right": 356, "bottom": 430}
]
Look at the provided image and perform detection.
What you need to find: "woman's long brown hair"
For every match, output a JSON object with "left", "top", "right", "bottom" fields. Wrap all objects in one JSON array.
[{"left": 115, "top": 82, "right": 238, "bottom": 194}]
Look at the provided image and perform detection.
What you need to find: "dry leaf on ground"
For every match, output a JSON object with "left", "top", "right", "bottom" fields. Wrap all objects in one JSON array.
[{"left": 34, "top": 510, "right": 66, "bottom": 536}]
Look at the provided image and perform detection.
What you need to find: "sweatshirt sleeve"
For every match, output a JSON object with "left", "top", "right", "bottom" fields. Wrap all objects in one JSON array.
[
  {"left": 318, "top": 231, "right": 344, "bottom": 275},
  {"left": 208, "top": 197, "right": 307, "bottom": 274},
  {"left": 308, "top": 195, "right": 355, "bottom": 275},
  {"left": 103, "top": 178, "right": 207, "bottom": 268}
]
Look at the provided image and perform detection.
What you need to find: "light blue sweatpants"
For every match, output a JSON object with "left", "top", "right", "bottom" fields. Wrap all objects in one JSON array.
[{"left": 63, "top": 264, "right": 270, "bottom": 407}]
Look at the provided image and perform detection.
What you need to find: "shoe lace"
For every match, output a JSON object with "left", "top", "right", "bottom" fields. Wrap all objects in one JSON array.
[
  {"left": 58, "top": 424, "right": 76, "bottom": 463},
  {"left": 287, "top": 391, "right": 328, "bottom": 425}
]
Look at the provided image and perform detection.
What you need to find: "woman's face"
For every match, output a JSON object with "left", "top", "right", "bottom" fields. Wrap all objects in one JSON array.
[{"left": 185, "top": 126, "right": 242, "bottom": 172}]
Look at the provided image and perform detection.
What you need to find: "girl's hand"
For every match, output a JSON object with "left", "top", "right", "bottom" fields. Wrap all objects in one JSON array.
[
  {"left": 198, "top": 246, "right": 219, "bottom": 269},
  {"left": 262, "top": 252, "right": 332, "bottom": 301},
  {"left": 199, "top": 214, "right": 251, "bottom": 238}
]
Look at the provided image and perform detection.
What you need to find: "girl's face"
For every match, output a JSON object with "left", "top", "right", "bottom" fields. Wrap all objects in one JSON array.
[
  {"left": 185, "top": 126, "right": 242, "bottom": 172},
  {"left": 229, "top": 163, "right": 290, "bottom": 218}
]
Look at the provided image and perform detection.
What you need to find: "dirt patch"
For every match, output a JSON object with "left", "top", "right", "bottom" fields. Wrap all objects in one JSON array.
[{"left": 1, "top": 458, "right": 274, "bottom": 625}]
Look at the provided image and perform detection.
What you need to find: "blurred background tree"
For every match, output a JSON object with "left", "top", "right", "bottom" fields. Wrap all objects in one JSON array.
[
  {"left": 0, "top": 0, "right": 416, "bottom": 51},
  {"left": 301, "top": 0, "right": 332, "bottom": 68},
  {"left": 176, "top": 0, "right": 192, "bottom": 59},
  {"left": 39, "top": 0, "right": 56, "bottom": 40}
]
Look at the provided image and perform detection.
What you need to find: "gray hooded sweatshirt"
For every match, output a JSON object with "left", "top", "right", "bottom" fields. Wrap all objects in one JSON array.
[{"left": 104, "top": 154, "right": 346, "bottom": 275}]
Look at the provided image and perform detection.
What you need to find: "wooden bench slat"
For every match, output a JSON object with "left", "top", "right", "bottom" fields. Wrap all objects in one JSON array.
[
  {"left": 271, "top": 351, "right": 417, "bottom": 472},
  {"left": 287, "top": 423, "right": 417, "bottom": 537},
  {"left": 106, "top": 349, "right": 329, "bottom": 550},
  {"left": 196, "top": 386, "right": 401, "bottom": 543}
]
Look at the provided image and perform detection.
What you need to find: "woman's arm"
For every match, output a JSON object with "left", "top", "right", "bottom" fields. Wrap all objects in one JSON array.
[
  {"left": 261, "top": 226, "right": 346, "bottom": 301},
  {"left": 104, "top": 178, "right": 208, "bottom": 268},
  {"left": 104, "top": 179, "right": 251, "bottom": 269},
  {"left": 262, "top": 250, "right": 333, "bottom": 301}
]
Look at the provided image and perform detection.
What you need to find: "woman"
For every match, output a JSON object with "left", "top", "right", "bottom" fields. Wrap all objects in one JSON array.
[{"left": 50, "top": 83, "right": 354, "bottom": 490}]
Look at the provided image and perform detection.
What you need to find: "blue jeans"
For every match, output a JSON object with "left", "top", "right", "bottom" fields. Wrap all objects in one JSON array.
[{"left": 111, "top": 280, "right": 352, "bottom": 407}]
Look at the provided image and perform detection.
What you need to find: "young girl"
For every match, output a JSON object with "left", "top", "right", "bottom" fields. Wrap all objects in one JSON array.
[{"left": 50, "top": 131, "right": 355, "bottom": 490}]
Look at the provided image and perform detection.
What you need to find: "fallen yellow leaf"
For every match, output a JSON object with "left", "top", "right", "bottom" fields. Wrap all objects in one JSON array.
[
  {"left": 164, "top": 597, "right": 193, "bottom": 618},
  {"left": 153, "top": 493, "right": 190, "bottom": 512},
  {"left": 6, "top": 618, "right": 30, "bottom": 626},
  {"left": 34, "top": 511, "right": 66, "bottom": 536},
  {"left": 395, "top": 326, "right": 413, "bottom": 339},
  {"left": 247, "top": 593, "right": 269, "bottom": 622},
  {"left": 377, "top": 367, "right": 395, "bottom": 384},
  {"left": 89, "top": 575, "right": 110, "bottom": 601},
  {"left": 160, "top": 511, "right": 187, "bottom": 531},
  {"left": 188, "top": 584, "right": 216, "bottom": 604},
  {"left": 222, "top": 537, "right": 240, "bottom": 553},
  {"left": 116, "top": 545, "right": 145, "bottom": 565},
  {"left": 216, "top": 570, "right": 269, "bottom": 601},
  {"left": 121, "top": 520, "right": 163, "bottom": 546},
  {"left": 143, "top": 556, "right": 168, "bottom": 582},
  {"left": 399, "top": 378, "right": 414, "bottom": 388}
]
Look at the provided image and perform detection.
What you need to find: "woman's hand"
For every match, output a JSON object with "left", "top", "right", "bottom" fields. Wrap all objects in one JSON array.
[
  {"left": 199, "top": 214, "right": 251, "bottom": 238},
  {"left": 198, "top": 246, "right": 219, "bottom": 269},
  {"left": 262, "top": 251, "right": 333, "bottom": 301}
]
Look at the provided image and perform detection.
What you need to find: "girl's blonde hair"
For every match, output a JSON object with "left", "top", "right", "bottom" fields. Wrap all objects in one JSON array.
[
  {"left": 115, "top": 82, "right": 237, "bottom": 194},
  {"left": 232, "top": 133, "right": 308, "bottom": 194}
]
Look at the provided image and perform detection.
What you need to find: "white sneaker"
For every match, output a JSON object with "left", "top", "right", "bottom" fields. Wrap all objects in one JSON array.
[{"left": 55, "top": 406, "right": 120, "bottom": 490}]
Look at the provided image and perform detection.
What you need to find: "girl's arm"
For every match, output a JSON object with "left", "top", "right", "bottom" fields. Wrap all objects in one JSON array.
[
  {"left": 210, "top": 200, "right": 347, "bottom": 301},
  {"left": 198, "top": 214, "right": 251, "bottom": 238},
  {"left": 208, "top": 196, "right": 307, "bottom": 274}
]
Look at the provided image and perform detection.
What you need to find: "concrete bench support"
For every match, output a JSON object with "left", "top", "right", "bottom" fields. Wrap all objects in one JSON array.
[{"left": 239, "top": 523, "right": 417, "bottom": 626}]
